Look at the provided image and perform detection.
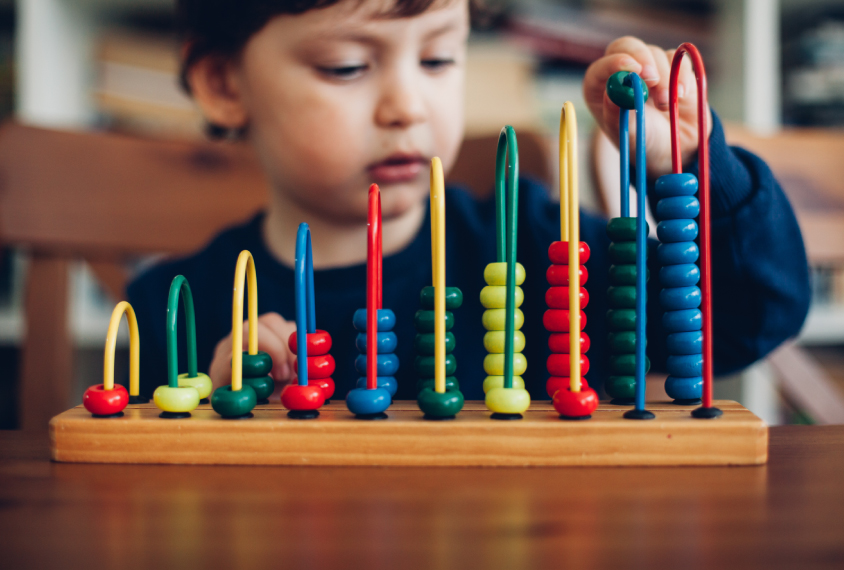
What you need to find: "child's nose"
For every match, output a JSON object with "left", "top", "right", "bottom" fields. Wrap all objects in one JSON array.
[{"left": 374, "top": 72, "right": 427, "bottom": 129}]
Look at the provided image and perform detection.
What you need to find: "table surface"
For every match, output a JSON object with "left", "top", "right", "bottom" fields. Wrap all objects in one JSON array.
[{"left": 1, "top": 426, "right": 843, "bottom": 570}]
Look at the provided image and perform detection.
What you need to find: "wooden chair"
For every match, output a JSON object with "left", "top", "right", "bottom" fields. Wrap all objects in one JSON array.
[{"left": 0, "top": 122, "right": 550, "bottom": 431}]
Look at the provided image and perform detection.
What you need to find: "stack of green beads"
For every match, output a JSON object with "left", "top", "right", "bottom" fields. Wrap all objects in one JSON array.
[
  {"left": 606, "top": 217, "right": 650, "bottom": 404},
  {"left": 481, "top": 262, "right": 527, "bottom": 395},
  {"left": 414, "top": 286, "right": 464, "bottom": 417},
  {"left": 240, "top": 351, "right": 274, "bottom": 405}
]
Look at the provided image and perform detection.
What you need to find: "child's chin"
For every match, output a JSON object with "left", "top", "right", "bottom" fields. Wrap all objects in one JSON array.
[{"left": 379, "top": 184, "right": 427, "bottom": 220}]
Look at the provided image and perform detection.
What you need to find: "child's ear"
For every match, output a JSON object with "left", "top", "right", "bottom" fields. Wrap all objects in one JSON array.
[{"left": 186, "top": 55, "right": 248, "bottom": 130}]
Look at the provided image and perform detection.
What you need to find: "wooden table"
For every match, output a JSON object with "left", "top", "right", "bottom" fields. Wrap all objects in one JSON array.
[{"left": 1, "top": 426, "right": 843, "bottom": 569}]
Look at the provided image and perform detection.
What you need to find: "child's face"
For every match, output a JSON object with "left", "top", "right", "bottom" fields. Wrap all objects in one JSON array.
[{"left": 231, "top": 0, "right": 469, "bottom": 222}]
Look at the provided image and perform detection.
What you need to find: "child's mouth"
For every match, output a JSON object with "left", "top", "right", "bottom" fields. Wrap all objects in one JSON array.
[{"left": 368, "top": 154, "right": 426, "bottom": 184}]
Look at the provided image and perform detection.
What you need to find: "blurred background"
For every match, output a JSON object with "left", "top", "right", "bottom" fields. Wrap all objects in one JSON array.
[{"left": 2, "top": 0, "right": 844, "bottom": 429}]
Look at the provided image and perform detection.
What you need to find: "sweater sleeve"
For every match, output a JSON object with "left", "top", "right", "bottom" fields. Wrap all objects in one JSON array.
[{"left": 645, "top": 111, "right": 811, "bottom": 375}]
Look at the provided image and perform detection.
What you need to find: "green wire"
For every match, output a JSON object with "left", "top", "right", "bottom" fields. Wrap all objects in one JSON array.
[
  {"left": 166, "top": 275, "right": 198, "bottom": 388},
  {"left": 495, "top": 126, "right": 519, "bottom": 390}
]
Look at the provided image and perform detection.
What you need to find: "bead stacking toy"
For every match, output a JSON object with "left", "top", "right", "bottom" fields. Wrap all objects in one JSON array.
[
  {"left": 545, "top": 102, "right": 599, "bottom": 420},
  {"left": 657, "top": 43, "right": 722, "bottom": 419},
  {"left": 282, "top": 223, "right": 331, "bottom": 419},
  {"left": 82, "top": 301, "right": 139, "bottom": 418},
  {"left": 482, "top": 126, "right": 531, "bottom": 420},
  {"left": 415, "top": 157, "right": 465, "bottom": 420},
  {"left": 346, "top": 184, "right": 395, "bottom": 419},
  {"left": 606, "top": 71, "right": 654, "bottom": 420},
  {"left": 210, "top": 250, "right": 262, "bottom": 419}
]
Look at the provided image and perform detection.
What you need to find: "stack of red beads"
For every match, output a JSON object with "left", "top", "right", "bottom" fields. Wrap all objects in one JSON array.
[{"left": 287, "top": 330, "right": 335, "bottom": 405}]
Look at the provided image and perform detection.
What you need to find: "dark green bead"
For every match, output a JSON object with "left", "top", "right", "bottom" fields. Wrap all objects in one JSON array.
[
  {"left": 414, "top": 332, "right": 455, "bottom": 355},
  {"left": 610, "top": 242, "right": 640, "bottom": 264},
  {"left": 420, "top": 286, "right": 463, "bottom": 310},
  {"left": 211, "top": 385, "right": 257, "bottom": 417},
  {"left": 415, "top": 354, "right": 456, "bottom": 376},
  {"left": 606, "top": 71, "right": 649, "bottom": 109},
  {"left": 608, "top": 285, "right": 637, "bottom": 308},
  {"left": 607, "top": 217, "right": 649, "bottom": 242},
  {"left": 607, "top": 309, "right": 637, "bottom": 331},
  {"left": 417, "top": 387, "right": 464, "bottom": 418},
  {"left": 416, "top": 377, "right": 459, "bottom": 393},
  {"left": 242, "top": 375, "right": 274, "bottom": 400},
  {"left": 608, "top": 331, "right": 637, "bottom": 353},
  {"left": 238, "top": 351, "right": 273, "bottom": 377},
  {"left": 414, "top": 310, "right": 454, "bottom": 332},
  {"left": 610, "top": 354, "right": 651, "bottom": 375},
  {"left": 605, "top": 376, "right": 636, "bottom": 399},
  {"left": 609, "top": 264, "right": 649, "bottom": 285}
]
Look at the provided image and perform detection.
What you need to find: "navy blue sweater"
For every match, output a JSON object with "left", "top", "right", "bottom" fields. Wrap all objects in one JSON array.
[{"left": 127, "top": 112, "right": 811, "bottom": 400}]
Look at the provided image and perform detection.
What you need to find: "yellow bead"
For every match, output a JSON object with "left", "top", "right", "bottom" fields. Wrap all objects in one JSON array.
[
  {"left": 482, "top": 308, "right": 524, "bottom": 331},
  {"left": 483, "top": 353, "right": 527, "bottom": 376},
  {"left": 178, "top": 372, "right": 213, "bottom": 400},
  {"left": 485, "top": 387, "right": 531, "bottom": 414},
  {"left": 154, "top": 385, "right": 200, "bottom": 413},
  {"left": 484, "top": 262, "right": 526, "bottom": 286},
  {"left": 480, "top": 285, "right": 524, "bottom": 309},
  {"left": 483, "top": 331, "right": 525, "bottom": 353},
  {"left": 483, "top": 375, "right": 525, "bottom": 393}
]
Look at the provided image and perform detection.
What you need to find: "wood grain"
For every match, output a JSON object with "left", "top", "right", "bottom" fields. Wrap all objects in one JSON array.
[{"left": 50, "top": 400, "right": 767, "bottom": 466}]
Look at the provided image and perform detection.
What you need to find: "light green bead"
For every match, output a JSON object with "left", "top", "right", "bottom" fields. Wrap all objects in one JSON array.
[
  {"left": 483, "top": 330, "right": 525, "bottom": 353},
  {"left": 484, "top": 352, "right": 527, "bottom": 376},
  {"left": 485, "top": 387, "right": 530, "bottom": 414},
  {"left": 484, "top": 262, "right": 526, "bottom": 286},
  {"left": 482, "top": 308, "right": 524, "bottom": 331},
  {"left": 480, "top": 285, "right": 524, "bottom": 309},
  {"left": 154, "top": 385, "right": 199, "bottom": 413},
  {"left": 483, "top": 375, "right": 525, "bottom": 393},
  {"left": 178, "top": 372, "right": 212, "bottom": 400}
]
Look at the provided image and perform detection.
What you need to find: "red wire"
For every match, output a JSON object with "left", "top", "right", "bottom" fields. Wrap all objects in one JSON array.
[
  {"left": 367, "top": 184, "right": 380, "bottom": 390},
  {"left": 669, "top": 43, "right": 713, "bottom": 409},
  {"left": 377, "top": 190, "right": 383, "bottom": 309}
]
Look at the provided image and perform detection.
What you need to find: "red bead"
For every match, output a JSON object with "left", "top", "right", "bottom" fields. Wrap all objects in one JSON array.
[
  {"left": 548, "top": 241, "right": 591, "bottom": 264},
  {"left": 547, "top": 354, "right": 590, "bottom": 377},
  {"left": 546, "top": 264, "right": 588, "bottom": 286},
  {"left": 309, "top": 377, "right": 335, "bottom": 400},
  {"left": 287, "top": 330, "right": 332, "bottom": 356},
  {"left": 553, "top": 386, "right": 599, "bottom": 418},
  {"left": 546, "top": 376, "right": 589, "bottom": 399},
  {"left": 545, "top": 286, "right": 589, "bottom": 309},
  {"left": 543, "top": 309, "right": 587, "bottom": 332},
  {"left": 83, "top": 384, "right": 129, "bottom": 416},
  {"left": 548, "top": 332, "right": 591, "bottom": 354},
  {"left": 281, "top": 384, "right": 324, "bottom": 410},
  {"left": 293, "top": 354, "right": 336, "bottom": 379}
]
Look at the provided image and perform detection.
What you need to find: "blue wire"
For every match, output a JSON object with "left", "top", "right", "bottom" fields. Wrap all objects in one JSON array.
[
  {"left": 295, "top": 223, "right": 313, "bottom": 387},
  {"left": 619, "top": 108, "right": 630, "bottom": 217}
]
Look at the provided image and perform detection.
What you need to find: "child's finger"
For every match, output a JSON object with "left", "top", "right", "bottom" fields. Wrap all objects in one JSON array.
[
  {"left": 648, "top": 46, "right": 673, "bottom": 110},
  {"left": 256, "top": 313, "right": 298, "bottom": 381},
  {"left": 605, "top": 36, "right": 661, "bottom": 87},
  {"left": 583, "top": 54, "right": 642, "bottom": 124}
]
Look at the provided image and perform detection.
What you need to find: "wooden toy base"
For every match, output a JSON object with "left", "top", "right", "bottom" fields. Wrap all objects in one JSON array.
[{"left": 50, "top": 400, "right": 767, "bottom": 467}]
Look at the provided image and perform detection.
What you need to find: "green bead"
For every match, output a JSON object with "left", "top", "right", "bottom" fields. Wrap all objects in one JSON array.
[
  {"left": 211, "top": 385, "right": 257, "bottom": 417},
  {"left": 607, "top": 217, "right": 649, "bottom": 242},
  {"left": 608, "top": 285, "right": 637, "bottom": 308},
  {"left": 609, "top": 242, "right": 638, "bottom": 264},
  {"left": 415, "top": 354, "right": 456, "bottom": 377},
  {"left": 606, "top": 71, "right": 649, "bottom": 110},
  {"left": 242, "top": 375, "right": 274, "bottom": 400},
  {"left": 416, "top": 377, "right": 459, "bottom": 393},
  {"left": 608, "top": 331, "right": 637, "bottom": 353},
  {"left": 414, "top": 332, "right": 455, "bottom": 355},
  {"left": 605, "top": 376, "right": 636, "bottom": 399},
  {"left": 610, "top": 354, "right": 651, "bottom": 375},
  {"left": 609, "top": 264, "right": 649, "bottom": 285},
  {"left": 607, "top": 309, "right": 637, "bottom": 331},
  {"left": 414, "top": 310, "right": 454, "bottom": 333},
  {"left": 239, "top": 351, "right": 273, "bottom": 377},
  {"left": 417, "top": 387, "right": 464, "bottom": 418},
  {"left": 420, "top": 286, "right": 463, "bottom": 310}
]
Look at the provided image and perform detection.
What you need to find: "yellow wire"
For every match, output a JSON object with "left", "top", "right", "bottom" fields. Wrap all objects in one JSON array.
[
  {"left": 232, "top": 250, "right": 259, "bottom": 392},
  {"left": 103, "top": 301, "right": 139, "bottom": 394},
  {"left": 561, "top": 102, "right": 581, "bottom": 392},
  {"left": 431, "top": 158, "right": 446, "bottom": 394}
]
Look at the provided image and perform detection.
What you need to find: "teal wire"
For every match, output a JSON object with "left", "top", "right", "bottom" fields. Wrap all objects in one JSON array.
[
  {"left": 166, "top": 275, "right": 198, "bottom": 388},
  {"left": 495, "top": 126, "right": 519, "bottom": 390}
]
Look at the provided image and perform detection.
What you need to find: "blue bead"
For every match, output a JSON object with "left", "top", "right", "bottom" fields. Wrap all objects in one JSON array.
[
  {"left": 356, "top": 376, "right": 397, "bottom": 396},
  {"left": 355, "top": 353, "right": 400, "bottom": 376},
  {"left": 659, "top": 286, "right": 701, "bottom": 310},
  {"left": 666, "top": 331, "right": 703, "bottom": 355},
  {"left": 355, "top": 332, "right": 398, "bottom": 354},
  {"left": 657, "top": 219, "right": 698, "bottom": 243},
  {"left": 657, "top": 242, "right": 699, "bottom": 265},
  {"left": 665, "top": 376, "right": 702, "bottom": 401},
  {"left": 353, "top": 308, "right": 396, "bottom": 332},
  {"left": 656, "top": 196, "right": 700, "bottom": 220},
  {"left": 667, "top": 354, "right": 703, "bottom": 376},
  {"left": 660, "top": 263, "right": 700, "bottom": 287},
  {"left": 663, "top": 309, "right": 702, "bottom": 332},
  {"left": 345, "top": 387, "right": 391, "bottom": 415},
  {"left": 655, "top": 173, "right": 698, "bottom": 197}
]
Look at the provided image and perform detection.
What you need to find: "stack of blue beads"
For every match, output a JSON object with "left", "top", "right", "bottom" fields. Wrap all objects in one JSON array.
[
  {"left": 655, "top": 173, "right": 704, "bottom": 405},
  {"left": 353, "top": 308, "right": 399, "bottom": 401}
]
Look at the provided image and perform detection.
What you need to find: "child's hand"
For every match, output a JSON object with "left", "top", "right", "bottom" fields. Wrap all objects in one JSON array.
[
  {"left": 208, "top": 312, "right": 297, "bottom": 391},
  {"left": 583, "top": 36, "right": 713, "bottom": 178}
]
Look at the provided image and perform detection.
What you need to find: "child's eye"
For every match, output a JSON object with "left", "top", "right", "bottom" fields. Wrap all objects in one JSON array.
[
  {"left": 421, "top": 58, "right": 456, "bottom": 72},
  {"left": 318, "top": 64, "right": 369, "bottom": 80}
]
